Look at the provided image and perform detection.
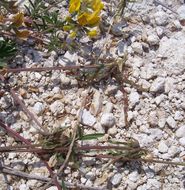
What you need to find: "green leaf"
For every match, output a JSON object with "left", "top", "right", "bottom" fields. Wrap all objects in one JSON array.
[
  {"left": 0, "top": 59, "right": 6, "bottom": 69},
  {"left": 0, "top": 39, "right": 17, "bottom": 59},
  {"left": 80, "top": 133, "right": 104, "bottom": 140},
  {"left": 61, "top": 179, "right": 67, "bottom": 190}
]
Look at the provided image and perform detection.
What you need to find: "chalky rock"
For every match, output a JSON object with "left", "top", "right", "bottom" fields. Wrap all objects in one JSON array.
[
  {"left": 131, "top": 42, "right": 143, "bottom": 54},
  {"left": 179, "top": 137, "right": 185, "bottom": 146},
  {"left": 166, "top": 116, "right": 176, "bottom": 129},
  {"left": 100, "top": 113, "right": 115, "bottom": 128},
  {"left": 90, "top": 90, "right": 103, "bottom": 116},
  {"left": 46, "top": 187, "right": 58, "bottom": 190},
  {"left": 158, "top": 141, "right": 168, "bottom": 153},
  {"left": 58, "top": 51, "right": 78, "bottom": 66},
  {"left": 154, "top": 11, "right": 168, "bottom": 26},
  {"left": 176, "top": 125, "right": 185, "bottom": 138},
  {"left": 33, "top": 102, "right": 45, "bottom": 115},
  {"left": 129, "top": 91, "right": 140, "bottom": 107},
  {"left": 150, "top": 77, "right": 165, "bottom": 93},
  {"left": 147, "top": 34, "right": 160, "bottom": 46},
  {"left": 49, "top": 100, "right": 64, "bottom": 116},
  {"left": 158, "top": 32, "right": 185, "bottom": 74},
  {"left": 177, "top": 5, "right": 185, "bottom": 23},
  {"left": 110, "top": 173, "right": 122, "bottom": 186},
  {"left": 80, "top": 109, "right": 96, "bottom": 127}
]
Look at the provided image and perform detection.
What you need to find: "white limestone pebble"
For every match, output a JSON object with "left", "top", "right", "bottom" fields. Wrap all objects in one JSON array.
[
  {"left": 46, "top": 186, "right": 58, "bottom": 190},
  {"left": 176, "top": 125, "right": 185, "bottom": 138},
  {"left": 147, "top": 34, "right": 160, "bottom": 46},
  {"left": 158, "top": 141, "right": 168, "bottom": 153},
  {"left": 33, "top": 102, "right": 45, "bottom": 115},
  {"left": 154, "top": 11, "right": 168, "bottom": 26},
  {"left": 166, "top": 116, "right": 176, "bottom": 129},
  {"left": 177, "top": 5, "right": 185, "bottom": 22},
  {"left": 179, "top": 137, "right": 185, "bottom": 146},
  {"left": 49, "top": 100, "right": 64, "bottom": 116},
  {"left": 110, "top": 173, "right": 122, "bottom": 186},
  {"left": 131, "top": 42, "right": 143, "bottom": 54},
  {"left": 19, "top": 184, "right": 29, "bottom": 190},
  {"left": 150, "top": 77, "right": 165, "bottom": 93},
  {"left": 100, "top": 113, "right": 115, "bottom": 128},
  {"left": 80, "top": 109, "right": 96, "bottom": 127},
  {"left": 129, "top": 91, "right": 140, "bottom": 107},
  {"left": 128, "top": 171, "right": 139, "bottom": 182}
]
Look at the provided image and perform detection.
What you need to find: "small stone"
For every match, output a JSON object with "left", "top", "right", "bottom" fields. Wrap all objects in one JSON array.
[
  {"left": 168, "top": 146, "right": 180, "bottom": 158},
  {"left": 108, "top": 126, "right": 117, "bottom": 135},
  {"left": 131, "top": 42, "right": 143, "bottom": 54},
  {"left": 94, "top": 122, "right": 105, "bottom": 133},
  {"left": 165, "top": 77, "right": 175, "bottom": 93},
  {"left": 85, "top": 179, "right": 93, "bottom": 186},
  {"left": 149, "top": 128, "right": 163, "bottom": 140},
  {"left": 49, "top": 100, "right": 64, "bottom": 116},
  {"left": 177, "top": 5, "right": 185, "bottom": 23},
  {"left": 158, "top": 118, "right": 166, "bottom": 128},
  {"left": 176, "top": 125, "right": 185, "bottom": 138},
  {"left": 11, "top": 123, "right": 22, "bottom": 132},
  {"left": 166, "top": 116, "right": 176, "bottom": 129},
  {"left": 179, "top": 137, "right": 185, "bottom": 146},
  {"left": 146, "top": 179, "right": 161, "bottom": 189},
  {"left": 46, "top": 186, "right": 58, "bottom": 190},
  {"left": 85, "top": 171, "right": 95, "bottom": 180},
  {"left": 154, "top": 11, "right": 168, "bottom": 26},
  {"left": 128, "top": 171, "right": 139, "bottom": 182},
  {"left": 110, "top": 173, "right": 122, "bottom": 186},
  {"left": 148, "top": 111, "right": 158, "bottom": 127},
  {"left": 129, "top": 91, "right": 140, "bottom": 107},
  {"left": 156, "top": 27, "right": 164, "bottom": 37},
  {"left": 82, "top": 157, "right": 96, "bottom": 166},
  {"left": 117, "top": 40, "right": 127, "bottom": 57},
  {"left": 147, "top": 34, "right": 160, "bottom": 46},
  {"left": 158, "top": 141, "right": 168, "bottom": 153},
  {"left": 100, "top": 113, "right": 115, "bottom": 128},
  {"left": 105, "top": 85, "right": 118, "bottom": 95},
  {"left": 60, "top": 74, "right": 71, "bottom": 86},
  {"left": 154, "top": 94, "right": 165, "bottom": 105},
  {"left": 33, "top": 102, "right": 45, "bottom": 115},
  {"left": 90, "top": 90, "right": 103, "bottom": 116},
  {"left": 111, "top": 22, "right": 127, "bottom": 36},
  {"left": 115, "top": 90, "right": 123, "bottom": 102},
  {"left": 34, "top": 72, "right": 42, "bottom": 81},
  {"left": 19, "top": 184, "right": 29, "bottom": 190},
  {"left": 58, "top": 51, "right": 78, "bottom": 66},
  {"left": 150, "top": 77, "right": 165, "bottom": 93},
  {"left": 103, "top": 102, "right": 113, "bottom": 113},
  {"left": 174, "top": 111, "right": 183, "bottom": 121},
  {"left": 80, "top": 109, "right": 96, "bottom": 127}
]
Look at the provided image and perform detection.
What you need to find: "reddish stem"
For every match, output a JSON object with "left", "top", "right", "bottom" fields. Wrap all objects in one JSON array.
[{"left": 0, "top": 120, "right": 62, "bottom": 190}]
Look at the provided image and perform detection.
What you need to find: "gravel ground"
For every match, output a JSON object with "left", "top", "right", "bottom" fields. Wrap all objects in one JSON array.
[{"left": 0, "top": 0, "right": 185, "bottom": 190}]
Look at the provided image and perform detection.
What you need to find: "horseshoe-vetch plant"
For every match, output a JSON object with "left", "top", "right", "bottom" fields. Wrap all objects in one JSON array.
[{"left": 64, "top": 0, "right": 104, "bottom": 38}]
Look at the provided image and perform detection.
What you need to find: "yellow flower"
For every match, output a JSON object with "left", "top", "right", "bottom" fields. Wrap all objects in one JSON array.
[
  {"left": 69, "top": 0, "right": 81, "bottom": 13},
  {"left": 69, "top": 31, "right": 77, "bottom": 38},
  {"left": 12, "top": 12, "right": 24, "bottom": 27},
  {"left": 92, "top": 0, "right": 104, "bottom": 12},
  {"left": 15, "top": 30, "right": 30, "bottom": 39},
  {"left": 0, "top": 15, "right": 4, "bottom": 23},
  {"left": 87, "top": 29, "right": 97, "bottom": 37},
  {"left": 78, "top": 11, "right": 100, "bottom": 26},
  {"left": 63, "top": 25, "right": 74, "bottom": 31}
]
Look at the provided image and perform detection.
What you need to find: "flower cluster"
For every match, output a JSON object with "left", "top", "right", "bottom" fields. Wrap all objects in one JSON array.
[
  {"left": 64, "top": 0, "right": 104, "bottom": 38},
  {"left": 0, "top": 12, "right": 30, "bottom": 39}
]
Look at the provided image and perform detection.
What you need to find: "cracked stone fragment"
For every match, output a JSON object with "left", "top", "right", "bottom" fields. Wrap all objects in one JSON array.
[
  {"left": 150, "top": 77, "right": 165, "bottom": 93},
  {"left": 80, "top": 109, "right": 96, "bottom": 127}
]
